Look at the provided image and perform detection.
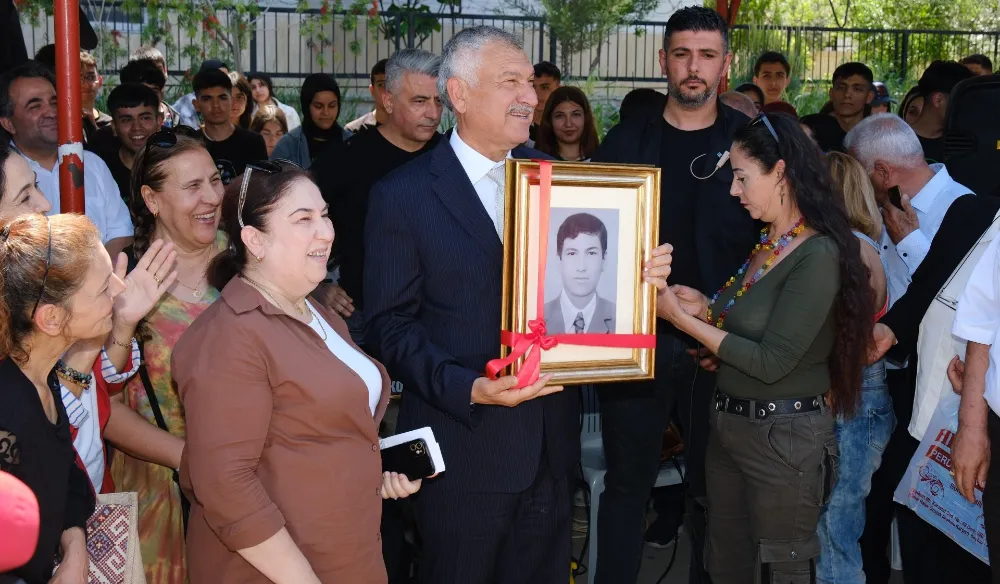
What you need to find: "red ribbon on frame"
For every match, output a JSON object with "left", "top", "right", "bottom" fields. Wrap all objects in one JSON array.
[{"left": 485, "top": 160, "right": 657, "bottom": 388}]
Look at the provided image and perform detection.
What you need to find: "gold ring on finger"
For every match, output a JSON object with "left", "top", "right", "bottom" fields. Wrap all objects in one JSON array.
[{"left": 153, "top": 275, "right": 162, "bottom": 284}]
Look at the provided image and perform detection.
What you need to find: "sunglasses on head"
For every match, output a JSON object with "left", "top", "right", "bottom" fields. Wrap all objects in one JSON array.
[
  {"left": 237, "top": 159, "right": 302, "bottom": 229},
  {"left": 750, "top": 113, "right": 780, "bottom": 144},
  {"left": 138, "top": 127, "right": 236, "bottom": 190}
]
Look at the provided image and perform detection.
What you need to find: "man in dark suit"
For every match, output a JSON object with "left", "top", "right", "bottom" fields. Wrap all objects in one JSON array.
[
  {"left": 544, "top": 212, "right": 617, "bottom": 334},
  {"left": 588, "top": 7, "right": 759, "bottom": 583},
  {"left": 364, "top": 26, "right": 679, "bottom": 583}
]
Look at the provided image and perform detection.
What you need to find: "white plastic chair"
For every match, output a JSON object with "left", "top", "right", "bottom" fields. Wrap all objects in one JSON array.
[{"left": 579, "top": 385, "right": 685, "bottom": 575}]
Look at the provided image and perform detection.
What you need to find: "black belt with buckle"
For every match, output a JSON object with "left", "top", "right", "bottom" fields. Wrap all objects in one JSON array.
[{"left": 714, "top": 391, "right": 824, "bottom": 420}]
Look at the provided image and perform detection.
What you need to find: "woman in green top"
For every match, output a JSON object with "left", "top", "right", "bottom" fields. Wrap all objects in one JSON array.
[{"left": 647, "top": 113, "right": 873, "bottom": 584}]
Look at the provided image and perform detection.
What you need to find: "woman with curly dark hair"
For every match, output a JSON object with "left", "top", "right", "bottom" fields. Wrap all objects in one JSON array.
[
  {"left": 533, "top": 86, "right": 600, "bottom": 161},
  {"left": 647, "top": 112, "right": 872, "bottom": 584}
]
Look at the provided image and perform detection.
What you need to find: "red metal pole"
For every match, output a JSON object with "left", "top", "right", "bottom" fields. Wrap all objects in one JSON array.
[{"left": 54, "top": 0, "right": 85, "bottom": 214}]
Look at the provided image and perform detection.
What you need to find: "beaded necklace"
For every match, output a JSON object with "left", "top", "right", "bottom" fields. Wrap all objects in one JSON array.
[{"left": 706, "top": 218, "right": 806, "bottom": 329}]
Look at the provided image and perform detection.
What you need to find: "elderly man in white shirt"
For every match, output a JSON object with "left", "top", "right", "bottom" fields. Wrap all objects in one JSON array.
[
  {"left": 846, "top": 113, "right": 973, "bottom": 306},
  {"left": 0, "top": 62, "right": 133, "bottom": 257}
]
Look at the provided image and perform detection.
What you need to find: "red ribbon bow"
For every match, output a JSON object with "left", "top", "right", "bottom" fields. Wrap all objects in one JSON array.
[{"left": 485, "top": 160, "right": 657, "bottom": 388}]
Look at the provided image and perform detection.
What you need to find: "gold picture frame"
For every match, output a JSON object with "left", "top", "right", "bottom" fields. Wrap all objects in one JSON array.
[{"left": 497, "top": 159, "right": 661, "bottom": 385}]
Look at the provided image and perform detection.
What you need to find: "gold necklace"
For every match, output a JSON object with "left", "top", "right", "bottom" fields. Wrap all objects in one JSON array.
[
  {"left": 240, "top": 275, "right": 306, "bottom": 316},
  {"left": 306, "top": 302, "right": 328, "bottom": 341},
  {"left": 175, "top": 276, "right": 207, "bottom": 299}
]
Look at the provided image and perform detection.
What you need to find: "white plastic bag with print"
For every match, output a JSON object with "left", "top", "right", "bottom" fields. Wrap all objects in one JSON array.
[{"left": 894, "top": 388, "right": 989, "bottom": 565}]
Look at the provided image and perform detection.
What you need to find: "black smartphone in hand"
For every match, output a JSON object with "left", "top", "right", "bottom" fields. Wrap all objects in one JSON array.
[
  {"left": 887, "top": 185, "right": 903, "bottom": 209},
  {"left": 381, "top": 438, "right": 435, "bottom": 479}
]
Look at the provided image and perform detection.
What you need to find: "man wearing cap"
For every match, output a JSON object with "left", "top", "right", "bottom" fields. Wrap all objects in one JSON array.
[
  {"left": 170, "top": 59, "right": 229, "bottom": 130},
  {"left": 909, "top": 60, "right": 974, "bottom": 163},
  {"left": 870, "top": 81, "right": 895, "bottom": 115}
]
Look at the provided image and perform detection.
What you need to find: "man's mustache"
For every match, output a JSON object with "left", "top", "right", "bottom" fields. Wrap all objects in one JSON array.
[{"left": 507, "top": 104, "right": 534, "bottom": 116}]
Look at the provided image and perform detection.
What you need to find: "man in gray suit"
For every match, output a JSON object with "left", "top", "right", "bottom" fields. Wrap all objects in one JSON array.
[{"left": 544, "top": 212, "right": 617, "bottom": 334}]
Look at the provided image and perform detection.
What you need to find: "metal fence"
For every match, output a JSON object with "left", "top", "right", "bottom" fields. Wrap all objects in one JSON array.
[{"left": 20, "top": 5, "right": 1000, "bottom": 91}]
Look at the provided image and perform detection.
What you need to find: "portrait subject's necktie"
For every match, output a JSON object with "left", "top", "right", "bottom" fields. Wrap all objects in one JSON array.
[
  {"left": 486, "top": 162, "right": 506, "bottom": 239},
  {"left": 573, "top": 312, "right": 585, "bottom": 334}
]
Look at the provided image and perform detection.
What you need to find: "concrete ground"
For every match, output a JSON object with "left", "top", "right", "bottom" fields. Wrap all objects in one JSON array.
[
  {"left": 569, "top": 504, "right": 905, "bottom": 584},
  {"left": 570, "top": 504, "right": 689, "bottom": 584}
]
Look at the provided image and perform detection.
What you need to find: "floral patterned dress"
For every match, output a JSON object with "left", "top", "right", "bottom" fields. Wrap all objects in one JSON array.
[{"left": 111, "top": 281, "right": 220, "bottom": 584}]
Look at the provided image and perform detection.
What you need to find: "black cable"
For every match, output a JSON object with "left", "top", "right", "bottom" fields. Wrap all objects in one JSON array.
[
  {"left": 573, "top": 468, "right": 591, "bottom": 578},
  {"left": 653, "top": 529, "right": 680, "bottom": 584}
]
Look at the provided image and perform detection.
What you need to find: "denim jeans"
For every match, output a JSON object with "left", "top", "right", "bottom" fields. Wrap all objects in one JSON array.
[{"left": 816, "top": 360, "right": 894, "bottom": 584}]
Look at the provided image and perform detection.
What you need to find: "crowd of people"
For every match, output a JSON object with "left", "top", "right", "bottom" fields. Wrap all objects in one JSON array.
[{"left": 2, "top": 5, "right": 1000, "bottom": 584}]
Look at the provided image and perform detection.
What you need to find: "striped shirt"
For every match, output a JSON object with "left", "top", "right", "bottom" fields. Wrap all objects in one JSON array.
[{"left": 60, "top": 338, "right": 141, "bottom": 428}]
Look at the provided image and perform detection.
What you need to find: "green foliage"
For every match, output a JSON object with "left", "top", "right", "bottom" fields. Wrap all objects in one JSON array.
[
  {"left": 380, "top": 2, "right": 441, "bottom": 47},
  {"left": 16, "top": 0, "right": 378, "bottom": 94},
  {"left": 522, "top": 0, "right": 658, "bottom": 77}
]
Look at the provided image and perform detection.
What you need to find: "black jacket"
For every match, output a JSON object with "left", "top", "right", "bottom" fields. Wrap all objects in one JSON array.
[
  {"left": 592, "top": 98, "right": 759, "bottom": 296},
  {"left": 882, "top": 194, "right": 1000, "bottom": 364}
]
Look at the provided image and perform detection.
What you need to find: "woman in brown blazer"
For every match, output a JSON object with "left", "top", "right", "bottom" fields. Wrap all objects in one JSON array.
[{"left": 172, "top": 161, "right": 421, "bottom": 584}]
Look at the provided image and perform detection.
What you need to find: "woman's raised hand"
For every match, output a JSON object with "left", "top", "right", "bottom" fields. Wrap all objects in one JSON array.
[{"left": 113, "top": 240, "right": 178, "bottom": 327}]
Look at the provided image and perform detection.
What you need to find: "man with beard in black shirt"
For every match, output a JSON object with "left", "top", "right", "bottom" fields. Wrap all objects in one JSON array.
[
  {"left": 313, "top": 48, "right": 444, "bottom": 345},
  {"left": 590, "top": 7, "right": 758, "bottom": 583}
]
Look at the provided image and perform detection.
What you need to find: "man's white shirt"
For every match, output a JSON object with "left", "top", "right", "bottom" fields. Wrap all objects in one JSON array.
[
  {"left": 21, "top": 148, "right": 134, "bottom": 244},
  {"left": 450, "top": 128, "right": 510, "bottom": 229},
  {"left": 953, "top": 234, "right": 1000, "bottom": 416},
  {"left": 560, "top": 290, "right": 597, "bottom": 334},
  {"left": 881, "top": 163, "right": 972, "bottom": 307}
]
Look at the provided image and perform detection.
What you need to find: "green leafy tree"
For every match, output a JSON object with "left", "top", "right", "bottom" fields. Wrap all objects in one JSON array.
[
  {"left": 501, "top": 0, "right": 662, "bottom": 76},
  {"left": 17, "top": 0, "right": 379, "bottom": 88}
]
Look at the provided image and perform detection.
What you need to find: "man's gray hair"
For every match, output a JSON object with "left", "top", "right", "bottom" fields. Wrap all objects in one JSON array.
[
  {"left": 437, "top": 25, "right": 523, "bottom": 111},
  {"left": 844, "top": 113, "right": 926, "bottom": 172},
  {"left": 386, "top": 49, "right": 441, "bottom": 94}
]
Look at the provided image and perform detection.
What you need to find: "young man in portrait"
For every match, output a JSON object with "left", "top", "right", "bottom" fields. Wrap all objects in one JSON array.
[{"left": 544, "top": 212, "right": 617, "bottom": 334}]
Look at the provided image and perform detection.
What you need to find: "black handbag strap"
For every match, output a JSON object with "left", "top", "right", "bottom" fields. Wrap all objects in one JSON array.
[{"left": 137, "top": 339, "right": 170, "bottom": 435}]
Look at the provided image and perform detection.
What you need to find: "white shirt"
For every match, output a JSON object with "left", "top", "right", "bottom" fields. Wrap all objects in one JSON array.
[
  {"left": 449, "top": 128, "right": 511, "bottom": 231},
  {"left": 60, "top": 341, "right": 141, "bottom": 491},
  {"left": 952, "top": 234, "right": 1000, "bottom": 416},
  {"left": 881, "top": 164, "right": 972, "bottom": 307},
  {"left": 22, "top": 148, "right": 134, "bottom": 244},
  {"left": 171, "top": 92, "right": 200, "bottom": 130},
  {"left": 306, "top": 301, "right": 381, "bottom": 415},
  {"left": 560, "top": 291, "right": 597, "bottom": 334}
]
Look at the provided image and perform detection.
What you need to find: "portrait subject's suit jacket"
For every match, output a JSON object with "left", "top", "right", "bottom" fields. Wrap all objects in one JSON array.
[
  {"left": 363, "top": 139, "right": 580, "bottom": 495},
  {"left": 543, "top": 296, "right": 616, "bottom": 334}
]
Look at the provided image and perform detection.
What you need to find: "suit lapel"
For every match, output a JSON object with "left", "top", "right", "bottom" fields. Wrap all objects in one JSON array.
[
  {"left": 587, "top": 299, "right": 615, "bottom": 334},
  {"left": 430, "top": 140, "right": 503, "bottom": 257}
]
